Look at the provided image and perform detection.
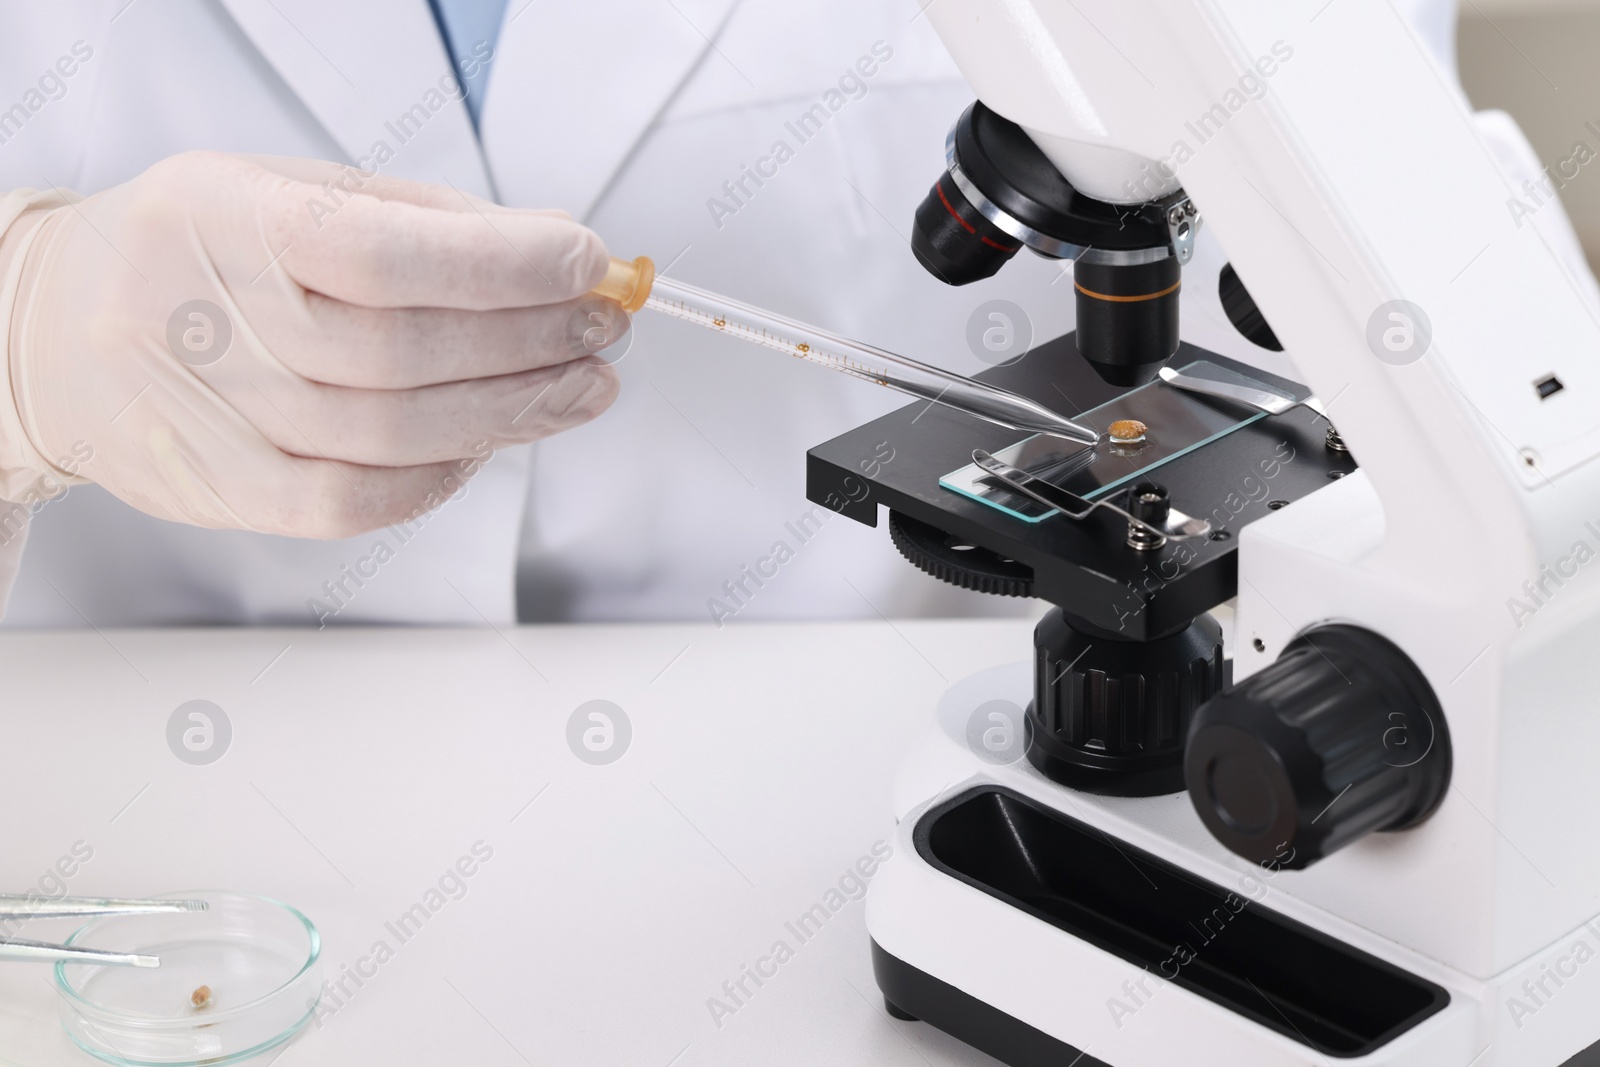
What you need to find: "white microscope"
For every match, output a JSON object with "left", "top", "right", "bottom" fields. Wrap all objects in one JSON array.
[{"left": 805, "top": 2, "right": 1600, "bottom": 1064}]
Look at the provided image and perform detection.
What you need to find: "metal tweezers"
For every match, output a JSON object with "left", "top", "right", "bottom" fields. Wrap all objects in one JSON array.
[{"left": 0, "top": 895, "right": 208, "bottom": 968}]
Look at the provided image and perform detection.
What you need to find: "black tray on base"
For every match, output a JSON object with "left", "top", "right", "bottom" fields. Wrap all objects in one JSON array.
[{"left": 874, "top": 785, "right": 1449, "bottom": 1063}]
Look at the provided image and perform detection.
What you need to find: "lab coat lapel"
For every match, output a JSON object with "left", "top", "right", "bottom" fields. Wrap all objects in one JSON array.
[
  {"left": 481, "top": 0, "right": 739, "bottom": 217},
  {"left": 211, "top": 0, "right": 494, "bottom": 198}
]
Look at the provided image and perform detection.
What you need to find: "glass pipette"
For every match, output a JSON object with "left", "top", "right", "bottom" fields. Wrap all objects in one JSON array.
[{"left": 590, "top": 256, "right": 1100, "bottom": 445}]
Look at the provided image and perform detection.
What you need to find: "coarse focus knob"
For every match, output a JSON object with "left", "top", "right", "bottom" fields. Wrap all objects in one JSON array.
[
  {"left": 1185, "top": 625, "right": 1451, "bottom": 869},
  {"left": 1028, "top": 609, "right": 1225, "bottom": 797}
]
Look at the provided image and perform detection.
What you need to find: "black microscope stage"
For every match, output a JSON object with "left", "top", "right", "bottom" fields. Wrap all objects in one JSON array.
[{"left": 805, "top": 334, "right": 1355, "bottom": 639}]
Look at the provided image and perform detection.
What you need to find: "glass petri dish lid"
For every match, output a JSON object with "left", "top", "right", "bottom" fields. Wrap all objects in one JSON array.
[{"left": 54, "top": 891, "right": 322, "bottom": 1067}]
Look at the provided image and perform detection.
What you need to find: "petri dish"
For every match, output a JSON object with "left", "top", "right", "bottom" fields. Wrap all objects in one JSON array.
[{"left": 54, "top": 892, "right": 322, "bottom": 1067}]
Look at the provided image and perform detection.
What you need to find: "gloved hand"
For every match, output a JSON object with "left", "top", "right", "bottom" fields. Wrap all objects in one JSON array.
[{"left": 0, "top": 152, "right": 626, "bottom": 537}]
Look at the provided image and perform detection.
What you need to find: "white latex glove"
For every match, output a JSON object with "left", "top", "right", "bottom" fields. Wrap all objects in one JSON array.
[{"left": 0, "top": 152, "right": 626, "bottom": 539}]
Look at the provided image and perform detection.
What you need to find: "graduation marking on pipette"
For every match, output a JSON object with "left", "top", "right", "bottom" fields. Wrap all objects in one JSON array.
[{"left": 589, "top": 255, "right": 1099, "bottom": 445}]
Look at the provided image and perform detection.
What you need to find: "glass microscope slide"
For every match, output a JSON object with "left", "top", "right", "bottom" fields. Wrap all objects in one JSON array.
[{"left": 941, "top": 361, "right": 1268, "bottom": 523}]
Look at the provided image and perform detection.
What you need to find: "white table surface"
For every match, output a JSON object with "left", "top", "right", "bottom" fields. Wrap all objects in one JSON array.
[{"left": 0, "top": 620, "right": 1034, "bottom": 1067}]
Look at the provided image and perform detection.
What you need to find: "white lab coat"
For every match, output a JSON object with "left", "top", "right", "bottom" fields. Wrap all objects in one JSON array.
[{"left": 0, "top": 0, "right": 1581, "bottom": 627}]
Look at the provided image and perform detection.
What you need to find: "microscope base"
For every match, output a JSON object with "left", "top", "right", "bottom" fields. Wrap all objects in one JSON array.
[
  {"left": 873, "top": 939, "right": 1113, "bottom": 1067},
  {"left": 869, "top": 664, "right": 1600, "bottom": 1066},
  {"left": 873, "top": 941, "right": 1600, "bottom": 1067}
]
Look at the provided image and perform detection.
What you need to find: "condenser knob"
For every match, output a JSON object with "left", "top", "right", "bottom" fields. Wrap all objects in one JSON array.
[{"left": 1185, "top": 625, "right": 1451, "bottom": 869}]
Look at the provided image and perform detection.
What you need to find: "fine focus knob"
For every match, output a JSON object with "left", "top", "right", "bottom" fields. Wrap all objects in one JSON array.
[{"left": 1185, "top": 625, "right": 1451, "bottom": 869}]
